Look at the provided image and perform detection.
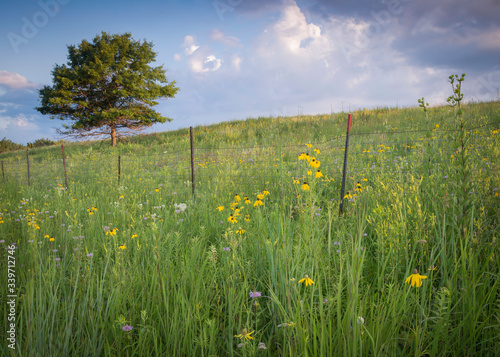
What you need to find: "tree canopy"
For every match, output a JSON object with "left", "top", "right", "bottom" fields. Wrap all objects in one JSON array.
[{"left": 36, "top": 32, "right": 179, "bottom": 146}]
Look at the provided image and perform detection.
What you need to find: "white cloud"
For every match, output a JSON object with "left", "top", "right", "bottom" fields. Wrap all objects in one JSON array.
[
  {"left": 232, "top": 55, "right": 242, "bottom": 71},
  {"left": 0, "top": 70, "right": 38, "bottom": 90},
  {"left": 182, "top": 35, "right": 200, "bottom": 55},
  {"left": 190, "top": 55, "right": 222, "bottom": 73},
  {"left": 174, "top": 54, "right": 182, "bottom": 61},
  {"left": 211, "top": 29, "right": 241, "bottom": 47}
]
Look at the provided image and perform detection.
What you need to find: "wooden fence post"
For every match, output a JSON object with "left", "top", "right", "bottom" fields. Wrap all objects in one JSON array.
[
  {"left": 26, "top": 148, "right": 30, "bottom": 186},
  {"left": 339, "top": 114, "right": 352, "bottom": 216},
  {"left": 190, "top": 126, "right": 195, "bottom": 197},
  {"left": 61, "top": 145, "right": 68, "bottom": 189}
]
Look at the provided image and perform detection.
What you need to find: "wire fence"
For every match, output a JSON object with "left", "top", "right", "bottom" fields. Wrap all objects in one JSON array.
[{"left": 1, "top": 121, "right": 499, "bottom": 202}]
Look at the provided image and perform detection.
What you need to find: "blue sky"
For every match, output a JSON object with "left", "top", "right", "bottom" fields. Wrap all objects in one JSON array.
[{"left": 1, "top": 0, "right": 499, "bottom": 144}]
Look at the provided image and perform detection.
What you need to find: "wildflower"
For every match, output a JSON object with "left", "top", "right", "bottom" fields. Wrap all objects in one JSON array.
[
  {"left": 244, "top": 196, "right": 251, "bottom": 205},
  {"left": 122, "top": 325, "right": 133, "bottom": 331},
  {"left": 49, "top": 237, "right": 55, "bottom": 241},
  {"left": 55, "top": 257, "right": 61, "bottom": 262},
  {"left": 301, "top": 182, "right": 310, "bottom": 191},
  {"left": 405, "top": 269, "right": 427, "bottom": 288},
  {"left": 263, "top": 189, "right": 270, "bottom": 196},
  {"left": 223, "top": 247, "right": 230, "bottom": 251},
  {"left": 428, "top": 265, "right": 438, "bottom": 271},
  {"left": 307, "top": 170, "right": 312, "bottom": 176},
  {"left": 298, "top": 152, "right": 306, "bottom": 161},
  {"left": 249, "top": 291, "right": 261, "bottom": 298},
  {"left": 236, "top": 227, "right": 245, "bottom": 234},
  {"left": 131, "top": 234, "right": 138, "bottom": 239},
  {"left": 343, "top": 191, "right": 353, "bottom": 200},
  {"left": 315, "top": 170, "right": 323, "bottom": 178},
  {"left": 258, "top": 342, "right": 267, "bottom": 350},
  {"left": 298, "top": 274, "right": 314, "bottom": 286},
  {"left": 245, "top": 214, "right": 250, "bottom": 222},
  {"left": 305, "top": 143, "right": 313, "bottom": 148},
  {"left": 293, "top": 178, "right": 300, "bottom": 184},
  {"left": 256, "top": 193, "right": 265, "bottom": 200},
  {"left": 216, "top": 205, "right": 224, "bottom": 212},
  {"left": 254, "top": 198, "right": 263, "bottom": 207},
  {"left": 87, "top": 253, "right": 93, "bottom": 257},
  {"left": 234, "top": 194, "right": 241, "bottom": 202},
  {"left": 355, "top": 182, "right": 362, "bottom": 193},
  {"left": 118, "top": 245, "right": 126, "bottom": 250},
  {"left": 234, "top": 328, "right": 255, "bottom": 341},
  {"left": 228, "top": 215, "right": 237, "bottom": 224},
  {"left": 44, "top": 234, "right": 49, "bottom": 239},
  {"left": 119, "top": 195, "right": 124, "bottom": 199}
]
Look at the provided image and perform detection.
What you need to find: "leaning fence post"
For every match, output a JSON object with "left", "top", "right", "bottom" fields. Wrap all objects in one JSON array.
[
  {"left": 339, "top": 114, "right": 352, "bottom": 216},
  {"left": 61, "top": 145, "right": 68, "bottom": 189},
  {"left": 26, "top": 148, "right": 30, "bottom": 186},
  {"left": 190, "top": 126, "right": 195, "bottom": 197},
  {"left": 118, "top": 155, "right": 121, "bottom": 186}
]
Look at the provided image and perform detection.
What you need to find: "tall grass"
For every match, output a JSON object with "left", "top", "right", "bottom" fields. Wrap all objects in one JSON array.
[{"left": 0, "top": 100, "right": 499, "bottom": 356}]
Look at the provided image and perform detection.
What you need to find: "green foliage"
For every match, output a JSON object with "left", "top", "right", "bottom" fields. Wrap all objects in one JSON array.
[
  {"left": 27, "top": 138, "right": 64, "bottom": 148},
  {"left": 36, "top": 31, "right": 179, "bottom": 147},
  {"left": 0, "top": 137, "right": 24, "bottom": 153}
]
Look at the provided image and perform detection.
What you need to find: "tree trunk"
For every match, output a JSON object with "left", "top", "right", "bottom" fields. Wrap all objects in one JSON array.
[{"left": 111, "top": 125, "right": 117, "bottom": 147}]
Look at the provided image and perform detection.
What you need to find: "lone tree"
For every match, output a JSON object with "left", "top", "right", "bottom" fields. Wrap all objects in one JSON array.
[{"left": 36, "top": 32, "right": 179, "bottom": 147}]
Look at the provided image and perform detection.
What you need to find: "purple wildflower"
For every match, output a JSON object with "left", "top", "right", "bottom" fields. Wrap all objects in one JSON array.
[
  {"left": 122, "top": 325, "right": 133, "bottom": 331},
  {"left": 224, "top": 247, "right": 230, "bottom": 251},
  {"left": 87, "top": 253, "right": 94, "bottom": 257},
  {"left": 249, "top": 291, "right": 262, "bottom": 298}
]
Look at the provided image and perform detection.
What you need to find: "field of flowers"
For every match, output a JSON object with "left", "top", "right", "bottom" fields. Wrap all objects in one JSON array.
[{"left": 0, "top": 99, "right": 499, "bottom": 356}]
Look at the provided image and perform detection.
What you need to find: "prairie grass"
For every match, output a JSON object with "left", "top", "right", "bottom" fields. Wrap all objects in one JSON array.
[{"left": 0, "top": 100, "right": 499, "bottom": 356}]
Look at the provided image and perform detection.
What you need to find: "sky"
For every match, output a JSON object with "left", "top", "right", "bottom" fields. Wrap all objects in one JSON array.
[{"left": 1, "top": 0, "right": 499, "bottom": 144}]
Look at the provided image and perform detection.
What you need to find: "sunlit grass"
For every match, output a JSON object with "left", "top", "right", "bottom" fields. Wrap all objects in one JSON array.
[{"left": 0, "top": 100, "right": 499, "bottom": 356}]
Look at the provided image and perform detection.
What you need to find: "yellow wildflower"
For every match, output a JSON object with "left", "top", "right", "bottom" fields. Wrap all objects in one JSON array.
[
  {"left": 234, "top": 328, "right": 254, "bottom": 341},
  {"left": 254, "top": 198, "right": 263, "bottom": 207},
  {"left": 298, "top": 274, "right": 314, "bottom": 286},
  {"left": 216, "top": 205, "right": 224, "bottom": 212},
  {"left": 228, "top": 215, "right": 237, "bottom": 224},
  {"left": 315, "top": 170, "right": 323, "bottom": 178},
  {"left": 301, "top": 182, "right": 310, "bottom": 191},
  {"left": 118, "top": 245, "right": 126, "bottom": 250},
  {"left": 405, "top": 269, "right": 427, "bottom": 288}
]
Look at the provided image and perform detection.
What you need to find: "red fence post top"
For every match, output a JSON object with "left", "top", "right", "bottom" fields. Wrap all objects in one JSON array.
[{"left": 347, "top": 114, "right": 352, "bottom": 133}]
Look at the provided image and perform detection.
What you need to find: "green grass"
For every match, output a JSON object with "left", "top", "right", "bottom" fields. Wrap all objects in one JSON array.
[{"left": 0, "top": 100, "right": 499, "bottom": 356}]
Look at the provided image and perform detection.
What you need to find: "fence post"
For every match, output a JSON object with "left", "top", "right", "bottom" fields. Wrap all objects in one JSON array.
[
  {"left": 190, "top": 126, "right": 195, "bottom": 197},
  {"left": 118, "top": 155, "right": 121, "bottom": 186},
  {"left": 26, "top": 148, "right": 30, "bottom": 186},
  {"left": 61, "top": 145, "right": 68, "bottom": 189},
  {"left": 339, "top": 114, "right": 352, "bottom": 216}
]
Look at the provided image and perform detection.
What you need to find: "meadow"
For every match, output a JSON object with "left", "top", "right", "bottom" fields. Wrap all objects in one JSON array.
[{"left": 0, "top": 98, "right": 499, "bottom": 356}]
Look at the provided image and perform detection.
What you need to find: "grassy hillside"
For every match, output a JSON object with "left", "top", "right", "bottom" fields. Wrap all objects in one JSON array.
[{"left": 0, "top": 99, "right": 499, "bottom": 356}]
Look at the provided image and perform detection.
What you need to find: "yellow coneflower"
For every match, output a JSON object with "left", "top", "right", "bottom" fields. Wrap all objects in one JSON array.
[
  {"left": 293, "top": 178, "right": 300, "bottom": 184},
  {"left": 118, "top": 245, "right": 126, "bottom": 250},
  {"left": 131, "top": 234, "right": 138, "bottom": 239},
  {"left": 244, "top": 196, "right": 251, "bottom": 205},
  {"left": 315, "top": 170, "right": 323, "bottom": 178},
  {"left": 314, "top": 148, "right": 320, "bottom": 155},
  {"left": 355, "top": 182, "right": 362, "bottom": 193},
  {"left": 236, "top": 227, "right": 245, "bottom": 234},
  {"left": 49, "top": 237, "right": 55, "bottom": 241},
  {"left": 216, "top": 205, "right": 224, "bottom": 212},
  {"left": 234, "top": 194, "right": 241, "bottom": 202},
  {"left": 254, "top": 198, "right": 263, "bottom": 207},
  {"left": 307, "top": 170, "right": 312, "bottom": 176},
  {"left": 263, "top": 189, "right": 270, "bottom": 196},
  {"left": 234, "top": 328, "right": 254, "bottom": 341},
  {"left": 405, "top": 269, "right": 427, "bottom": 288},
  {"left": 257, "top": 193, "right": 265, "bottom": 200},
  {"left": 245, "top": 214, "right": 250, "bottom": 222},
  {"left": 298, "top": 274, "right": 314, "bottom": 286},
  {"left": 343, "top": 191, "right": 353, "bottom": 200},
  {"left": 228, "top": 215, "right": 237, "bottom": 224},
  {"left": 301, "top": 182, "right": 310, "bottom": 191}
]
